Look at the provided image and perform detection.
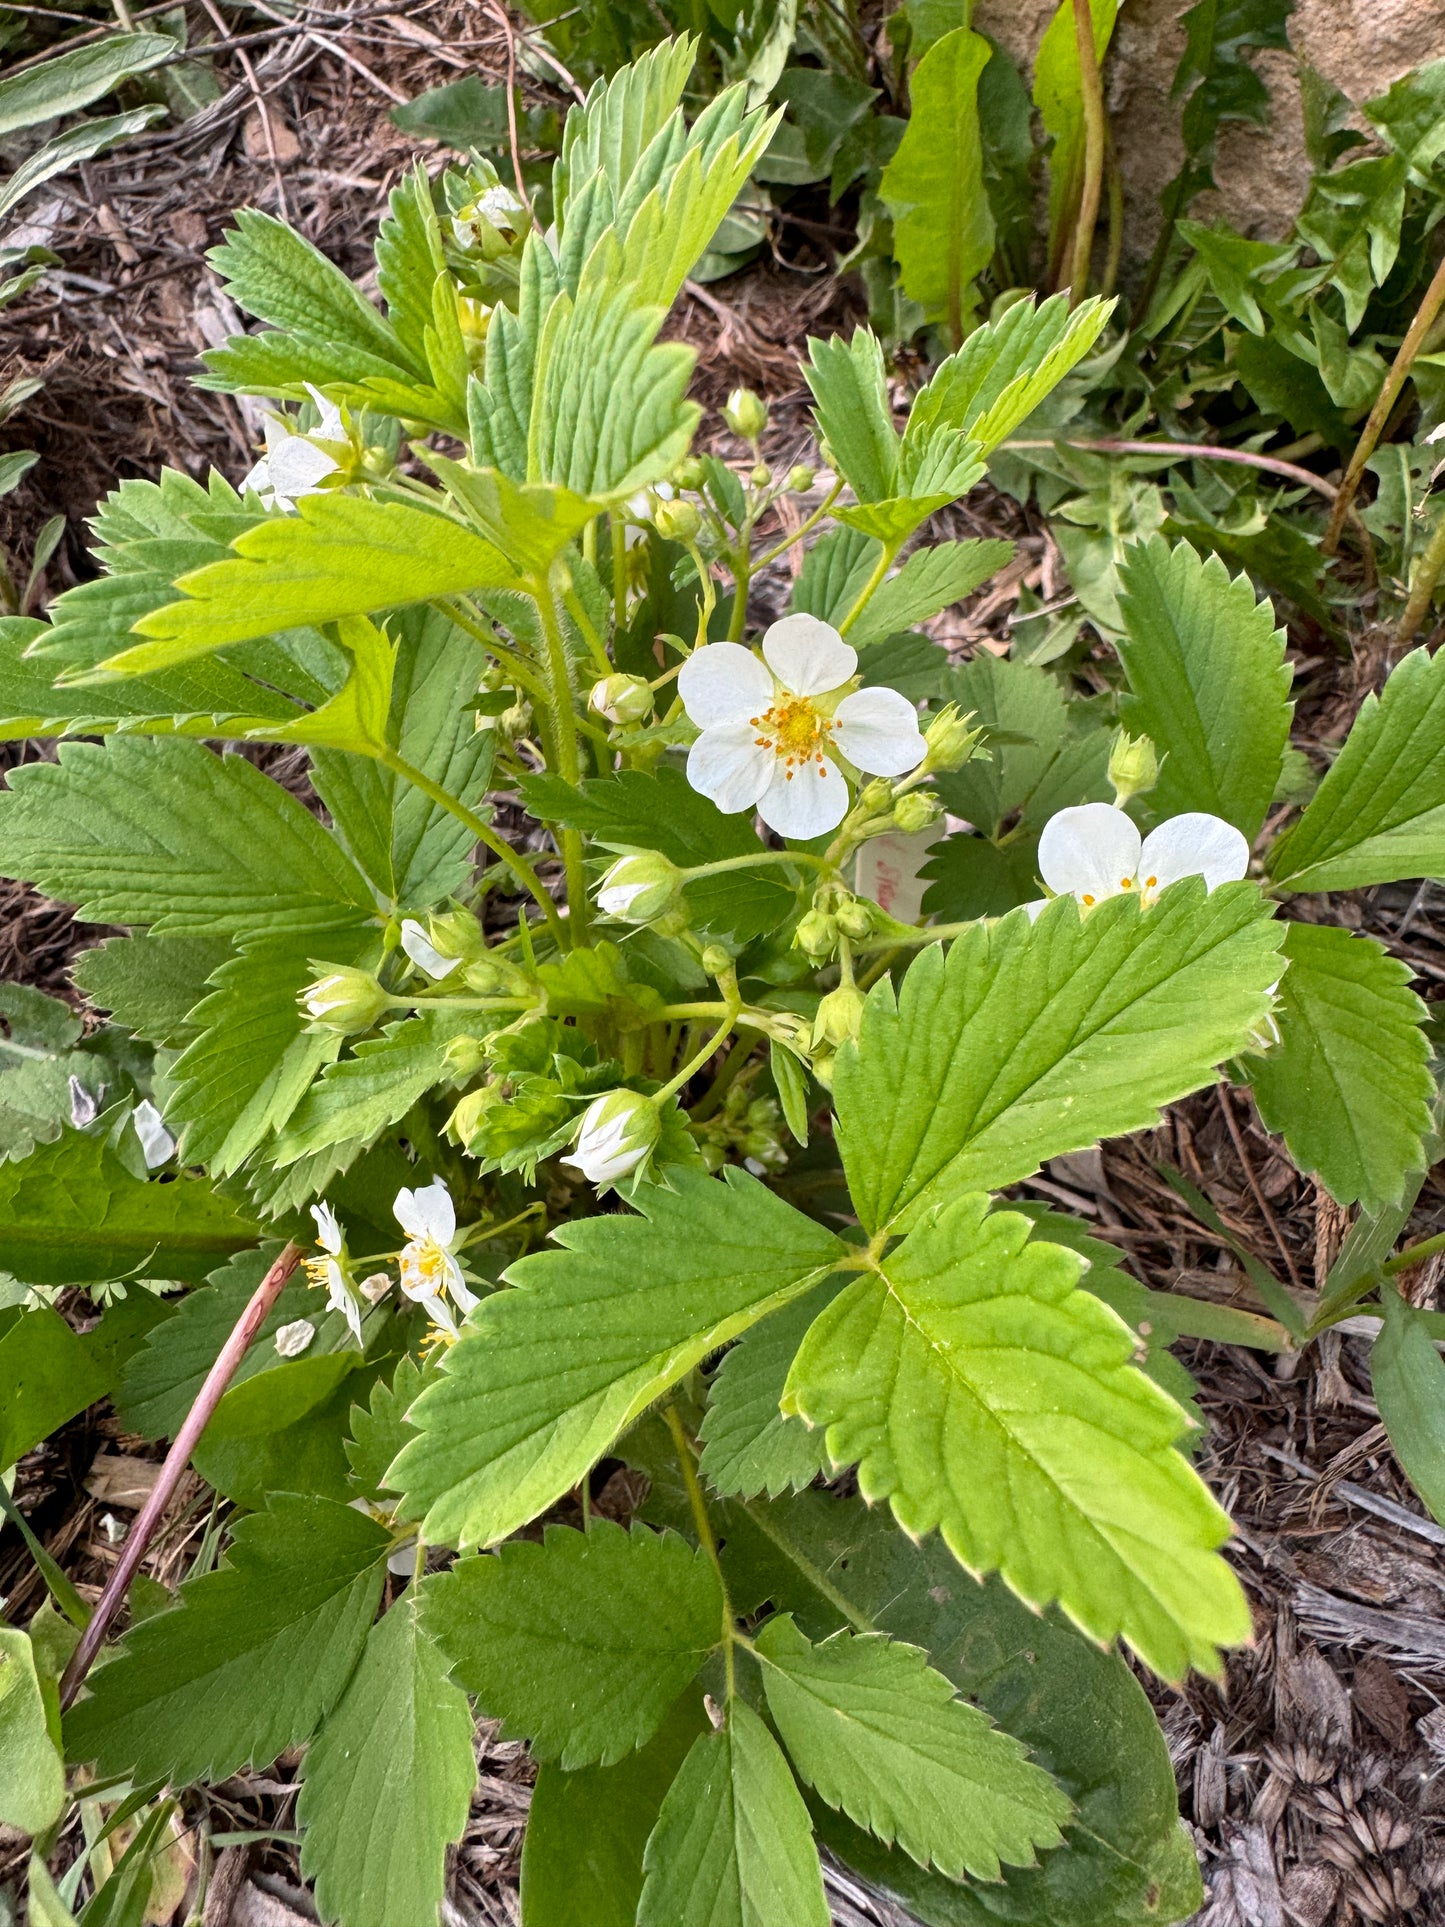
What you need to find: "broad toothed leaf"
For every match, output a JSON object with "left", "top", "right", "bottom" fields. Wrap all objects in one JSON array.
[{"left": 699, "top": 1284, "right": 838, "bottom": 1500}]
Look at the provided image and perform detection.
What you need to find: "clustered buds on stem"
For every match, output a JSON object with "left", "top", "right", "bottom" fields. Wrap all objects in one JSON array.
[{"left": 892, "top": 790, "right": 942, "bottom": 835}]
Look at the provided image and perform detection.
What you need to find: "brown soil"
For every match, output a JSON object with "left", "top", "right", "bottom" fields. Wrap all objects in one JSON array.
[{"left": 4, "top": 9, "right": 1444, "bottom": 1926}]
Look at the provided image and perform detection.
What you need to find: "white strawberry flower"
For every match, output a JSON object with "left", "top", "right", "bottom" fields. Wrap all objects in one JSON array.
[
  {"left": 399, "top": 918, "right": 459, "bottom": 980},
  {"left": 679, "top": 615, "right": 927, "bottom": 840},
  {"left": 1030, "top": 803, "right": 1250, "bottom": 915},
  {"left": 242, "top": 384, "right": 347, "bottom": 511},
  {"left": 305, "top": 1200, "right": 364, "bottom": 1346},
  {"left": 394, "top": 1179, "right": 479, "bottom": 1336}
]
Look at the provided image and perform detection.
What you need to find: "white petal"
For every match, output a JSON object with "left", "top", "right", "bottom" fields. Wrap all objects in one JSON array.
[
  {"left": 393, "top": 1178, "right": 456, "bottom": 1245},
  {"left": 400, "top": 918, "right": 458, "bottom": 979},
  {"left": 303, "top": 383, "right": 345, "bottom": 440},
  {"left": 420, "top": 1291, "right": 459, "bottom": 1338},
  {"left": 757, "top": 756, "right": 849, "bottom": 840},
  {"left": 1138, "top": 813, "right": 1251, "bottom": 894},
  {"left": 311, "top": 1200, "right": 343, "bottom": 1255},
  {"left": 241, "top": 455, "right": 271, "bottom": 496},
  {"left": 832, "top": 687, "right": 928, "bottom": 776},
  {"left": 274, "top": 1318, "right": 314, "bottom": 1358},
  {"left": 687, "top": 723, "right": 774, "bottom": 815},
  {"left": 132, "top": 1098, "right": 175, "bottom": 1169},
  {"left": 678, "top": 643, "right": 772, "bottom": 727},
  {"left": 326, "top": 1264, "right": 363, "bottom": 1345},
  {"left": 1022, "top": 898, "right": 1048, "bottom": 922},
  {"left": 265, "top": 435, "right": 338, "bottom": 502},
  {"left": 387, "top": 1541, "right": 419, "bottom": 1577},
  {"left": 444, "top": 1253, "right": 480, "bottom": 1314},
  {"left": 598, "top": 879, "right": 647, "bottom": 917},
  {"left": 761, "top": 614, "right": 857, "bottom": 696},
  {"left": 1037, "top": 804, "right": 1143, "bottom": 904}
]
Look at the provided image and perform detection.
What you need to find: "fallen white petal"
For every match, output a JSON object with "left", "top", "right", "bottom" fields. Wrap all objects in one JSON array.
[
  {"left": 1037, "top": 803, "right": 1143, "bottom": 904},
  {"left": 132, "top": 1098, "right": 175, "bottom": 1169},
  {"left": 832, "top": 687, "right": 928, "bottom": 776},
  {"left": 678, "top": 642, "right": 772, "bottom": 728},
  {"left": 761, "top": 613, "right": 856, "bottom": 696},
  {"left": 274, "top": 1319, "right": 315, "bottom": 1358}
]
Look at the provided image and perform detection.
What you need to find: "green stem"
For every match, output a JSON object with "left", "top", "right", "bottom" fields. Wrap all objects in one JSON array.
[
  {"left": 384, "top": 995, "right": 537, "bottom": 1013},
  {"left": 656, "top": 1009, "right": 738, "bottom": 1103},
  {"left": 611, "top": 513, "right": 628, "bottom": 634},
  {"left": 689, "top": 1033, "right": 754, "bottom": 1122},
  {"left": 1381, "top": 1228, "right": 1445, "bottom": 1278},
  {"left": 684, "top": 848, "right": 827, "bottom": 881},
  {"left": 379, "top": 748, "right": 565, "bottom": 945},
  {"left": 435, "top": 599, "right": 552, "bottom": 708},
  {"left": 837, "top": 542, "right": 898, "bottom": 636},
  {"left": 562, "top": 577, "right": 613, "bottom": 680},
  {"left": 533, "top": 572, "right": 590, "bottom": 942},
  {"left": 726, "top": 548, "right": 751, "bottom": 641},
  {"left": 748, "top": 480, "right": 845, "bottom": 574},
  {"left": 1065, "top": 0, "right": 1107, "bottom": 302},
  {"left": 664, "top": 1403, "right": 736, "bottom": 1700},
  {"left": 1396, "top": 505, "right": 1445, "bottom": 647},
  {"left": 1325, "top": 243, "right": 1445, "bottom": 557}
]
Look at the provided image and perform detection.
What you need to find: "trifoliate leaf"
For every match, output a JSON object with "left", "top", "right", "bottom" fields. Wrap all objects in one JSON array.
[
  {"left": 1116, "top": 536, "right": 1291, "bottom": 840},
  {"left": 0, "top": 737, "right": 374, "bottom": 935},
  {"left": 637, "top": 1701, "right": 829, "bottom": 1927},
  {"left": 0, "top": 1630, "right": 64, "bottom": 1834},
  {"left": 65, "top": 1495, "right": 389, "bottom": 1782},
  {"left": 755, "top": 1614, "right": 1070, "bottom": 1881},
  {"left": 0, "top": 1128, "right": 261, "bottom": 1286},
  {"left": 699, "top": 1283, "right": 838, "bottom": 1499},
  {"left": 1248, "top": 921, "right": 1432, "bottom": 1211},
  {"left": 784, "top": 1194, "right": 1250, "bottom": 1678},
  {"left": 878, "top": 28, "right": 994, "bottom": 339},
  {"left": 521, "top": 1693, "right": 710, "bottom": 1927},
  {"left": 426, "top": 1522, "right": 722, "bottom": 1766},
  {"left": 115, "top": 496, "right": 518, "bottom": 671},
  {"left": 847, "top": 538, "right": 1015, "bottom": 648},
  {"left": 1269, "top": 647, "right": 1445, "bottom": 891},
  {"left": 836, "top": 882, "right": 1282, "bottom": 1235},
  {"left": 298, "top": 1589, "right": 476, "bottom": 1927},
  {"left": 391, "top": 1168, "right": 843, "bottom": 1548}
]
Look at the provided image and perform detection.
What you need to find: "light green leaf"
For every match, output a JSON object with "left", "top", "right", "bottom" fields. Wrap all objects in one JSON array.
[
  {"left": 0, "top": 1128, "right": 261, "bottom": 1286},
  {"left": 933, "top": 650, "right": 1112, "bottom": 836},
  {"left": 1268, "top": 647, "right": 1445, "bottom": 891},
  {"left": 426, "top": 456, "right": 598, "bottom": 572},
  {"left": 699, "top": 1284, "right": 837, "bottom": 1499},
  {"left": 879, "top": 28, "right": 993, "bottom": 342},
  {"left": 637, "top": 1700, "right": 829, "bottom": 1927},
  {"left": 391, "top": 1168, "right": 843, "bottom": 1549},
  {"left": 0, "top": 33, "right": 177, "bottom": 137},
  {"left": 0, "top": 451, "right": 38, "bottom": 498},
  {"left": 1116, "top": 536, "right": 1291, "bottom": 840},
  {"left": 755, "top": 1614, "right": 1069, "bottom": 1881},
  {"left": 0, "top": 1307, "right": 111, "bottom": 1472},
  {"left": 521, "top": 1693, "right": 710, "bottom": 1927},
  {"left": 297, "top": 1589, "right": 476, "bottom": 1927},
  {"left": 0, "top": 1631, "right": 64, "bottom": 1835},
  {"left": 0, "top": 737, "right": 374, "bottom": 934},
  {"left": 0, "top": 107, "right": 166, "bottom": 223},
  {"left": 1373, "top": 1286, "right": 1445, "bottom": 1528},
  {"left": 835, "top": 882, "right": 1283, "bottom": 1235},
  {"left": 1034, "top": 0, "right": 1121, "bottom": 263},
  {"left": 166, "top": 930, "right": 368, "bottom": 1175},
  {"left": 274, "top": 1006, "right": 478, "bottom": 1164},
  {"left": 243, "top": 613, "right": 395, "bottom": 755},
  {"left": 803, "top": 330, "right": 898, "bottom": 506},
  {"left": 64, "top": 1495, "right": 389, "bottom": 1782},
  {"left": 426, "top": 1522, "right": 722, "bottom": 1766},
  {"left": 72, "top": 934, "right": 233, "bottom": 1049},
  {"left": 848, "top": 539, "right": 1015, "bottom": 648},
  {"left": 556, "top": 36, "right": 695, "bottom": 218},
  {"left": 27, "top": 1858, "right": 80, "bottom": 1927},
  {"left": 1248, "top": 922, "right": 1432, "bottom": 1211},
  {"left": 112, "top": 496, "right": 517, "bottom": 670},
  {"left": 723, "top": 1487, "right": 1203, "bottom": 1926},
  {"left": 785, "top": 1194, "right": 1250, "bottom": 1677}
]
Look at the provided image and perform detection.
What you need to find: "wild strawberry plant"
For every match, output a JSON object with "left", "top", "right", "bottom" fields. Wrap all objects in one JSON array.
[{"left": 2, "top": 35, "right": 1444, "bottom": 1927}]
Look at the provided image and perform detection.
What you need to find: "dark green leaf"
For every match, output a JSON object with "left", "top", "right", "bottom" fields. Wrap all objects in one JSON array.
[
  {"left": 0, "top": 1308, "right": 111, "bottom": 1472},
  {"left": 699, "top": 1283, "right": 838, "bottom": 1499},
  {"left": 1373, "top": 1286, "right": 1445, "bottom": 1528}
]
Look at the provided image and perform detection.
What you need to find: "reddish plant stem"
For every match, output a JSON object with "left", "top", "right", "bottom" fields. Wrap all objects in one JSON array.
[{"left": 59, "top": 1242, "right": 303, "bottom": 1712}]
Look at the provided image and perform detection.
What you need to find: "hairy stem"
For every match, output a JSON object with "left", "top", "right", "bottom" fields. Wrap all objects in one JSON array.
[
  {"left": 1325, "top": 245, "right": 1445, "bottom": 556},
  {"left": 1395, "top": 502, "right": 1445, "bottom": 647},
  {"left": 60, "top": 1243, "right": 303, "bottom": 1710},
  {"left": 663, "top": 1403, "right": 736, "bottom": 1700},
  {"left": 532, "top": 574, "right": 590, "bottom": 941},
  {"left": 1064, "top": 0, "right": 1107, "bottom": 302},
  {"left": 838, "top": 542, "right": 898, "bottom": 636},
  {"left": 380, "top": 749, "right": 566, "bottom": 946}
]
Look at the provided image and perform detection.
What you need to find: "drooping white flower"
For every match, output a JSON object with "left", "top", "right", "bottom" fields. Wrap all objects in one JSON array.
[
  {"left": 242, "top": 384, "right": 347, "bottom": 511},
  {"left": 679, "top": 615, "right": 927, "bottom": 840},
  {"left": 563, "top": 1089, "right": 660, "bottom": 1186},
  {"left": 394, "top": 1178, "right": 479, "bottom": 1334},
  {"left": 451, "top": 183, "right": 522, "bottom": 247},
  {"left": 131, "top": 1098, "right": 175, "bottom": 1169},
  {"left": 274, "top": 1318, "right": 315, "bottom": 1358},
  {"left": 1030, "top": 803, "right": 1250, "bottom": 915},
  {"left": 305, "top": 1200, "right": 364, "bottom": 1345},
  {"left": 400, "top": 918, "right": 459, "bottom": 980}
]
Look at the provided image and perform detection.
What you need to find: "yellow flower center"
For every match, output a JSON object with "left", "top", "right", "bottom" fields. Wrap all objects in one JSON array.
[
  {"left": 407, "top": 1236, "right": 450, "bottom": 1289},
  {"left": 303, "top": 1254, "right": 332, "bottom": 1290},
  {"left": 751, "top": 697, "right": 837, "bottom": 781}
]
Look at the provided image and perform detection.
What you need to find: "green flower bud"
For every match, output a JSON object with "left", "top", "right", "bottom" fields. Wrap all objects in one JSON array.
[
  {"left": 922, "top": 703, "right": 981, "bottom": 775},
  {"left": 1108, "top": 729, "right": 1159, "bottom": 804},
  {"left": 654, "top": 497, "right": 702, "bottom": 543},
  {"left": 597, "top": 850, "right": 684, "bottom": 924},
  {"left": 674, "top": 456, "right": 706, "bottom": 490},
  {"left": 833, "top": 895, "right": 876, "bottom": 941},
  {"left": 447, "top": 1084, "right": 504, "bottom": 1150},
  {"left": 301, "top": 967, "right": 389, "bottom": 1034},
  {"left": 589, "top": 672, "right": 655, "bottom": 725},
  {"left": 723, "top": 387, "right": 768, "bottom": 442},
  {"left": 893, "top": 790, "right": 942, "bottom": 835},
  {"left": 564, "top": 1087, "right": 661, "bottom": 1186},
  {"left": 858, "top": 776, "right": 894, "bottom": 813},
  {"left": 794, "top": 907, "right": 838, "bottom": 961},
  {"left": 427, "top": 908, "right": 485, "bottom": 963},
  {"left": 443, "top": 1034, "right": 489, "bottom": 1079},
  {"left": 810, "top": 1047, "right": 837, "bottom": 1091},
  {"left": 786, "top": 464, "right": 816, "bottom": 493},
  {"left": 462, "top": 954, "right": 532, "bottom": 997},
  {"left": 700, "top": 943, "right": 734, "bottom": 979},
  {"left": 749, "top": 462, "right": 772, "bottom": 489},
  {"left": 812, "top": 982, "right": 865, "bottom": 1050}
]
